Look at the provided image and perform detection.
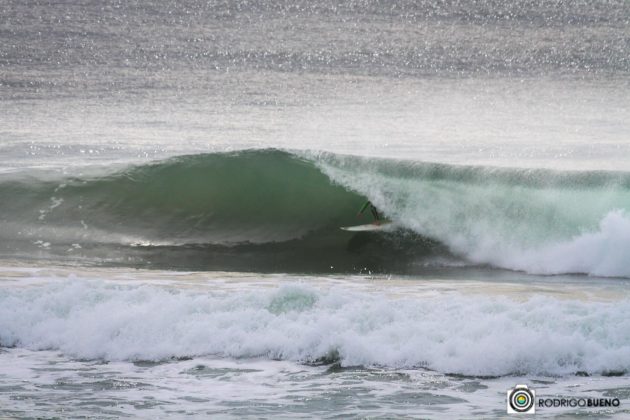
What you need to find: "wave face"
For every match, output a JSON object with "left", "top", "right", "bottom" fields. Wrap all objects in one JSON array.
[
  {"left": 0, "top": 149, "right": 363, "bottom": 244},
  {"left": 2, "top": 149, "right": 630, "bottom": 276},
  {"left": 0, "top": 150, "right": 441, "bottom": 273},
  {"left": 2, "top": 281, "right": 630, "bottom": 376}
]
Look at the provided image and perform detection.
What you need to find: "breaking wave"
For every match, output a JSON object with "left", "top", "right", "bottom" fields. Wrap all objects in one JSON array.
[
  {"left": 2, "top": 281, "right": 630, "bottom": 376},
  {"left": 1, "top": 149, "right": 629, "bottom": 276}
]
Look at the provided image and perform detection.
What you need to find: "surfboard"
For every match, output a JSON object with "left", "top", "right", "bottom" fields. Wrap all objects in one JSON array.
[{"left": 340, "top": 223, "right": 390, "bottom": 232}]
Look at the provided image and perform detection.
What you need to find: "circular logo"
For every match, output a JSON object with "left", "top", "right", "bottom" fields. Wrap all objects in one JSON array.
[{"left": 509, "top": 387, "right": 534, "bottom": 413}]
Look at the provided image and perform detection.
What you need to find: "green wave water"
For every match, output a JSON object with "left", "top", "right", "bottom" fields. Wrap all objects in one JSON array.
[{"left": 1, "top": 149, "right": 629, "bottom": 276}]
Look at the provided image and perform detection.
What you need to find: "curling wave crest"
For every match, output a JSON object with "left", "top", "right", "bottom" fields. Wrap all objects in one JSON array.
[{"left": 1, "top": 149, "right": 629, "bottom": 276}]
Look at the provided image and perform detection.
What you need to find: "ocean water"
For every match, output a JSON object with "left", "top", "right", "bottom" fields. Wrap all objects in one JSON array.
[{"left": 1, "top": 0, "right": 630, "bottom": 417}]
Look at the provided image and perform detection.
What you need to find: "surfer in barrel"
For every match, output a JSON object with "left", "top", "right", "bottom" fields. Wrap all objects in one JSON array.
[{"left": 357, "top": 200, "right": 381, "bottom": 224}]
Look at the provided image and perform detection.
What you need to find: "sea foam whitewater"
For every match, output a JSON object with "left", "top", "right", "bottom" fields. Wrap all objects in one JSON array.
[
  {"left": 2, "top": 277, "right": 630, "bottom": 377},
  {"left": 1, "top": 0, "right": 630, "bottom": 417},
  {"left": 2, "top": 268, "right": 630, "bottom": 418}
]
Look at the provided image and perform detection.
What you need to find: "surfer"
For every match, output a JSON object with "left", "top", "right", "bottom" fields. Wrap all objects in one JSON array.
[{"left": 357, "top": 201, "right": 381, "bottom": 224}]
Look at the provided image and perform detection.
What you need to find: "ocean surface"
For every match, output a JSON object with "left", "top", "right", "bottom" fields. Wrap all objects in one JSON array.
[{"left": 1, "top": 0, "right": 630, "bottom": 417}]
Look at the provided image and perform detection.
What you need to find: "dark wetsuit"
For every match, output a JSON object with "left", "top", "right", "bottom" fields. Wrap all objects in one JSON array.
[{"left": 358, "top": 201, "right": 380, "bottom": 221}]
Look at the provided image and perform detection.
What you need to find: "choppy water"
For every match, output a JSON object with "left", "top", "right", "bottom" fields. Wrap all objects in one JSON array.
[{"left": 1, "top": 0, "right": 629, "bottom": 417}]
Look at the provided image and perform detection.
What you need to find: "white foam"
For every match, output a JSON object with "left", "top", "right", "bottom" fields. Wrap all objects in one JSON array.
[
  {"left": 2, "top": 280, "right": 630, "bottom": 376},
  {"left": 315, "top": 156, "right": 630, "bottom": 278},
  {"left": 486, "top": 210, "right": 630, "bottom": 277}
]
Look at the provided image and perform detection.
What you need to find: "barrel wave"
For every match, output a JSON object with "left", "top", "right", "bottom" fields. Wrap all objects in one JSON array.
[{"left": 1, "top": 149, "right": 629, "bottom": 277}]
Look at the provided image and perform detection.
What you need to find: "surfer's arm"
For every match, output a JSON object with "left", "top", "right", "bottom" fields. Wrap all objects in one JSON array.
[{"left": 357, "top": 201, "right": 371, "bottom": 216}]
